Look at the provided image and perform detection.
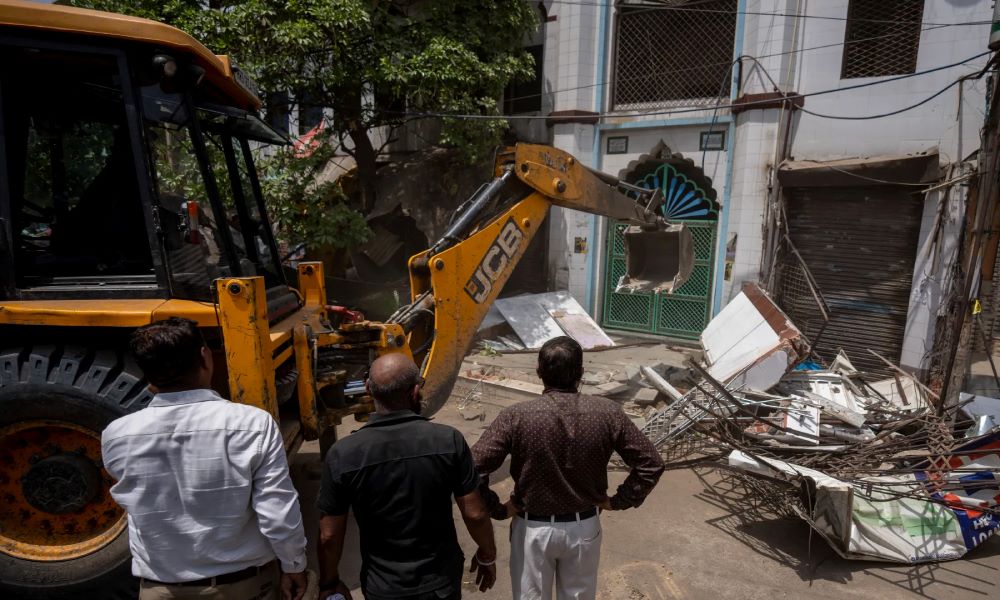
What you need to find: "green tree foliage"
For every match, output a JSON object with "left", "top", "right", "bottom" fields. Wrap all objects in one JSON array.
[
  {"left": 71, "top": 0, "right": 537, "bottom": 241},
  {"left": 257, "top": 130, "right": 371, "bottom": 249},
  {"left": 148, "top": 124, "right": 369, "bottom": 250}
]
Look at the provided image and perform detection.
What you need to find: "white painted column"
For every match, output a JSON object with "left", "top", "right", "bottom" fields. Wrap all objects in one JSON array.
[
  {"left": 545, "top": 0, "right": 602, "bottom": 310},
  {"left": 900, "top": 167, "right": 970, "bottom": 374},
  {"left": 549, "top": 123, "right": 598, "bottom": 306},
  {"left": 722, "top": 0, "right": 800, "bottom": 303}
]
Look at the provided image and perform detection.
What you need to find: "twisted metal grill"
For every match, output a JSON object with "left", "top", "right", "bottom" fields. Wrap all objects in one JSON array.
[
  {"left": 841, "top": 0, "right": 923, "bottom": 79},
  {"left": 612, "top": 0, "right": 737, "bottom": 110},
  {"left": 774, "top": 235, "right": 829, "bottom": 362}
]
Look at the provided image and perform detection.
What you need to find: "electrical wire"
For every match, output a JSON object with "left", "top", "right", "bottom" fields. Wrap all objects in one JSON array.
[
  {"left": 386, "top": 51, "right": 992, "bottom": 122},
  {"left": 699, "top": 57, "right": 735, "bottom": 170},
  {"left": 742, "top": 52, "right": 997, "bottom": 121},
  {"left": 502, "top": 21, "right": 957, "bottom": 106},
  {"left": 547, "top": 0, "right": 993, "bottom": 27},
  {"left": 793, "top": 160, "right": 942, "bottom": 187},
  {"left": 799, "top": 79, "right": 965, "bottom": 120}
]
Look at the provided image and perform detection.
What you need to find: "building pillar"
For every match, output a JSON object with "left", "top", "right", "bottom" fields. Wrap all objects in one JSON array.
[
  {"left": 544, "top": 0, "right": 602, "bottom": 311},
  {"left": 548, "top": 123, "right": 598, "bottom": 307}
]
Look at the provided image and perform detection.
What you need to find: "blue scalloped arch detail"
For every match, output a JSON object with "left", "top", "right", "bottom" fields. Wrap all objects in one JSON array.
[{"left": 636, "top": 164, "right": 719, "bottom": 221}]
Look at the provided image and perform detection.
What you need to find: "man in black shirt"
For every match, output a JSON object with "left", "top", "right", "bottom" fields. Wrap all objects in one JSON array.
[{"left": 317, "top": 354, "right": 497, "bottom": 600}]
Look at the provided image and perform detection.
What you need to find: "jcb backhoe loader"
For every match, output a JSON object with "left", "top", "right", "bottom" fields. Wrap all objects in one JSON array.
[{"left": 0, "top": 1, "right": 693, "bottom": 597}]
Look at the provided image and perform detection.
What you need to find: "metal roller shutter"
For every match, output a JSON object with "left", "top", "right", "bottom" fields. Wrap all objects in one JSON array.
[{"left": 785, "top": 186, "right": 923, "bottom": 374}]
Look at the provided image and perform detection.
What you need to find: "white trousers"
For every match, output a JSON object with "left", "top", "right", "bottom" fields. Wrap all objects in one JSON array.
[{"left": 509, "top": 514, "right": 602, "bottom": 600}]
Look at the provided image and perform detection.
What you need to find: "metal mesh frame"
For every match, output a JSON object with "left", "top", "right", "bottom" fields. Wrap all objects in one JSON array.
[
  {"left": 841, "top": 0, "right": 923, "bottom": 79},
  {"left": 773, "top": 235, "right": 830, "bottom": 360},
  {"left": 612, "top": 0, "right": 737, "bottom": 110}
]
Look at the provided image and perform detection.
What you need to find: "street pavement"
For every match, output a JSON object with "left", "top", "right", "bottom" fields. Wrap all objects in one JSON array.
[{"left": 290, "top": 400, "right": 1000, "bottom": 600}]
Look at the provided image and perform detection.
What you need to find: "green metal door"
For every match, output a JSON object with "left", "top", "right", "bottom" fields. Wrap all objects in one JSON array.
[{"left": 600, "top": 161, "right": 719, "bottom": 340}]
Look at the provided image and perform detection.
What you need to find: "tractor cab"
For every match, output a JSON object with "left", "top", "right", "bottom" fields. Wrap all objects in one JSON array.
[
  {"left": 0, "top": 6, "right": 325, "bottom": 597},
  {"left": 0, "top": 18, "right": 290, "bottom": 311}
]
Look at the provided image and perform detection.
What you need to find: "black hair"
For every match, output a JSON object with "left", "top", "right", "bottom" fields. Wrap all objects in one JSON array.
[
  {"left": 129, "top": 317, "right": 206, "bottom": 388},
  {"left": 537, "top": 336, "right": 584, "bottom": 391}
]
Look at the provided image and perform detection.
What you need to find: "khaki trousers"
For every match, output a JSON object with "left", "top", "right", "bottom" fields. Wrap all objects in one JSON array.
[{"left": 138, "top": 562, "right": 279, "bottom": 600}]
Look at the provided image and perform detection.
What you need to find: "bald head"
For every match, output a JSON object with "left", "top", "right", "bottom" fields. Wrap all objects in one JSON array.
[{"left": 367, "top": 353, "right": 421, "bottom": 411}]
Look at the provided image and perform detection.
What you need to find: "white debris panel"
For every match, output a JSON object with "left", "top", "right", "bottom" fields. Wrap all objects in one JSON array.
[
  {"left": 480, "top": 291, "right": 614, "bottom": 351},
  {"left": 701, "top": 283, "right": 809, "bottom": 391},
  {"left": 728, "top": 441, "right": 1000, "bottom": 564}
]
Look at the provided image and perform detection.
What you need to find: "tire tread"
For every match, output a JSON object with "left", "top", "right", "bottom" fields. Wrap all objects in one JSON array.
[{"left": 0, "top": 343, "right": 150, "bottom": 599}]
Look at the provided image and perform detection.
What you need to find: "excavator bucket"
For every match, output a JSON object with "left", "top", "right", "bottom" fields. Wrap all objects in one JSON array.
[{"left": 617, "top": 223, "right": 695, "bottom": 294}]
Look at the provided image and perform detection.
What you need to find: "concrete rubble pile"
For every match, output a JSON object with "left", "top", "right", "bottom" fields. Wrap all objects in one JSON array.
[{"left": 640, "top": 283, "right": 1000, "bottom": 564}]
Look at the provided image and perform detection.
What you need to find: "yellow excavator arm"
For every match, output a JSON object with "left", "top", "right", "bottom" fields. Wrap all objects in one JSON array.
[{"left": 391, "top": 143, "right": 695, "bottom": 416}]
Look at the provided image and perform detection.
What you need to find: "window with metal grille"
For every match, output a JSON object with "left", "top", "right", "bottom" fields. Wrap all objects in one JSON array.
[
  {"left": 612, "top": 0, "right": 737, "bottom": 109},
  {"left": 841, "top": 0, "right": 923, "bottom": 79}
]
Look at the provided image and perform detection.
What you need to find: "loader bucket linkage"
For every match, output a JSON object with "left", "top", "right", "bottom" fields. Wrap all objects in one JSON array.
[{"left": 618, "top": 223, "right": 695, "bottom": 295}]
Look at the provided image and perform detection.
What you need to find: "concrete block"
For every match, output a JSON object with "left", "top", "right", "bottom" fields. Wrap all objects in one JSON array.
[
  {"left": 630, "top": 387, "right": 661, "bottom": 407},
  {"left": 581, "top": 371, "right": 611, "bottom": 386},
  {"left": 596, "top": 381, "right": 631, "bottom": 396},
  {"left": 612, "top": 365, "right": 641, "bottom": 384}
]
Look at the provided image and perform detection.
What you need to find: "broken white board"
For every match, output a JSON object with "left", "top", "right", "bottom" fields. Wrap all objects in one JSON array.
[
  {"left": 727, "top": 350, "right": 792, "bottom": 392},
  {"left": 493, "top": 295, "right": 564, "bottom": 349},
  {"left": 552, "top": 314, "right": 614, "bottom": 350},
  {"left": 494, "top": 291, "right": 614, "bottom": 350},
  {"left": 867, "top": 376, "right": 930, "bottom": 412},
  {"left": 702, "top": 291, "right": 779, "bottom": 379},
  {"left": 795, "top": 390, "right": 867, "bottom": 429},
  {"left": 959, "top": 392, "right": 1000, "bottom": 423},
  {"left": 477, "top": 304, "right": 507, "bottom": 333},
  {"left": 535, "top": 291, "right": 614, "bottom": 349},
  {"left": 781, "top": 401, "right": 820, "bottom": 445},
  {"left": 701, "top": 283, "right": 805, "bottom": 385},
  {"left": 780, "top": 372, "right": 868, "bottom": 427}
]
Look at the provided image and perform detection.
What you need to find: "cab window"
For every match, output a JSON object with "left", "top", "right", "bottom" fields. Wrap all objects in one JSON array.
[
  {"left": 142, "top": 86, "right": 234, "bottom": 300},
  {"left": 201, "top": 129, "right": 282, "bottom": 288},
  {"left": 0, "top": 46, "right": 153, "bottom": 287}
]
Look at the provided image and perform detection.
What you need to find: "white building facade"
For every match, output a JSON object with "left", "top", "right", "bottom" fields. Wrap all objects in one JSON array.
[{"left": 514, "top": 0, "right": 993, "bottom": 375}]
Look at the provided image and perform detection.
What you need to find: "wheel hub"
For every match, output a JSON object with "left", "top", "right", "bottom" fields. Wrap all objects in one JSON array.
[
  {"left": 0, "top": 420, "right": 125, "bottom": 561},
  {"left": 22, "top": 453, "right": 102, "bottom": 514}
]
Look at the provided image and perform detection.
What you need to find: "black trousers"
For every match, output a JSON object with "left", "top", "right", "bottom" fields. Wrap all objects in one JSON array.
[{"left": 364, "top": 579, "right": 461, "bottom": 600}]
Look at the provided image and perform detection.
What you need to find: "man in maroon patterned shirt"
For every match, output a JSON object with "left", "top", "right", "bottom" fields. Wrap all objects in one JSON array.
[{"left": 472, "top": 336, "right": 664, "bottom": 600}]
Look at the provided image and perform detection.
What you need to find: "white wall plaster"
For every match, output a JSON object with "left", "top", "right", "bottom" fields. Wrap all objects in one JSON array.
[{"left": 900, "top": 164, "right": 972, "bottom": 373}]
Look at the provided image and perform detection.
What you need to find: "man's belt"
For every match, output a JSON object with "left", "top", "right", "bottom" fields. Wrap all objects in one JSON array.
[
  {"left": 520, "top": 507, "right": 598, "bottom": 522},
  {"left": 144, "top": 560, "right": 275, "bottom": 587}
]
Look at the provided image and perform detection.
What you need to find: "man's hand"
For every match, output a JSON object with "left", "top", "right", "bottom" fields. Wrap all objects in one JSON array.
[
  {"left": 280, "top": 571, "right": 308, "bottom": 600},
  {"left": 469, "top": 553, "right": 497, "bottom": 592},
  {"left": 598, "top": 497, "right": 613, "bottom": 512},
  {"left": 318, "top": 580, "right": 354, "bottom": 600},
  {"left": 502, "top": 498, "right": 519, "bottom": 519}
]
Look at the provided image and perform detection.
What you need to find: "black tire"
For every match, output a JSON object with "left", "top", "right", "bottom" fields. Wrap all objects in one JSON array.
[{"left": 0, "top": 345, "right": 153, "bottom": 600}]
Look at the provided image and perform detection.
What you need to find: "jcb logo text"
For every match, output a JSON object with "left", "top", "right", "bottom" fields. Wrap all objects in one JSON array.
[{"left": 464, "top": 218, "right": 525, "bottom": 304}]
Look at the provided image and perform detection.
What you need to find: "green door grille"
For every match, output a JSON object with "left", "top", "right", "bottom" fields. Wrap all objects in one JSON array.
[{"left": 602, "top": 219, "right": 716, "bottom": 340}]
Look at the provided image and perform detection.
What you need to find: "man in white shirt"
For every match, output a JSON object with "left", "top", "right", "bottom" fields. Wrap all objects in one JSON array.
[{"left": 102, "top": 317, "right": 308, "bottom": 600}]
